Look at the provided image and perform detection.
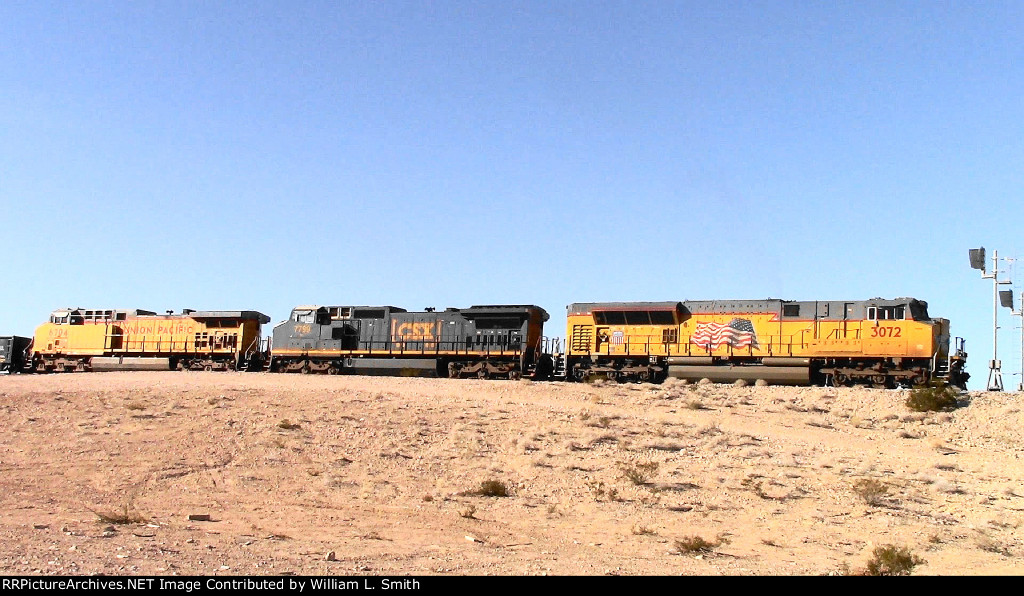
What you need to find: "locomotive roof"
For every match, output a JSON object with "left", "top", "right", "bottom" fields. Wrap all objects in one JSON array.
[
  {"left": 569, "top": 298, "right": 927, "bottom": 316},
  {"left": 291, "top": 305, "right": 407, "bottom": 313},
  {"left": 465, "top": 305, "right": 549, "bottom": 321},
  {"left": 288, "top": 304, "right": 548, "bottom": 320},
  {"left": 187, "top": 310, "right": 271, "bottom": 324},
  {"left": 567, "top": 302, "right": 682, "bottom": 314},
  {"left": 51, "top": 308, "right": 156, "bottom": 317},
  {"left": 50, "top": 308, "right": 270, "bottom": 323}
]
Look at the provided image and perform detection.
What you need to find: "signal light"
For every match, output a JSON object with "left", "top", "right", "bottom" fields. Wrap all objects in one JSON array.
[
  {"left": 969, "top": 247, "right": 987, "bottom": 271},
  {"left": 1000, "top": 290, "right": 1014, "bottom": 309}
]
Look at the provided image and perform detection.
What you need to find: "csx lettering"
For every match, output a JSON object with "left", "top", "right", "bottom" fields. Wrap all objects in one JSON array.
[
  {"left": 393, "top": 322, "right": 438, "bottom": 339},
  {"left": 870, "top": 326, "right": 902, "bottom": 338}
]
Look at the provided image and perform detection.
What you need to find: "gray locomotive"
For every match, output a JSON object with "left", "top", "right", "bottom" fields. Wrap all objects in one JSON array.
[{"left": 269, "top": 304, "right": 552, "bottom": 379}]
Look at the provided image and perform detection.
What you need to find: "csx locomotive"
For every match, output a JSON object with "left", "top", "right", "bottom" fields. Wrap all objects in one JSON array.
[
  {"left": 2, "top": 296, "right": 969, "bottom": 388},
  {"left": 268, "top": 304, "right": 551, "bottom": 378}
]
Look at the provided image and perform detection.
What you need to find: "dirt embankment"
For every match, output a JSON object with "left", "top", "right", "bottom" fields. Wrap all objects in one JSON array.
[{"left": 0, "top": 372, "right": 1021, "bottom": 575}]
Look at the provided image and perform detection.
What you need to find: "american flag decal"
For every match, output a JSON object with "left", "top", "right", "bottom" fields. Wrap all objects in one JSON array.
[{"left": 690, "top": 318, "right": 759, "bottom": 349}]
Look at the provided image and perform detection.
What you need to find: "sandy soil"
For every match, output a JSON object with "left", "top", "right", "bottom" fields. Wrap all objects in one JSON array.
[{"left": 0, "top": 371, "right": 1021, "bottom": 576}]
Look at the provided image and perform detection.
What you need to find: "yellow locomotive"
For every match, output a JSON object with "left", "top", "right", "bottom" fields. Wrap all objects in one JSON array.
[
  {"left": 31, "top": 308, "right": 270, "bottom": 372},
  {"left": 565, "top": 297, "right": 968, "bottom": 388}
]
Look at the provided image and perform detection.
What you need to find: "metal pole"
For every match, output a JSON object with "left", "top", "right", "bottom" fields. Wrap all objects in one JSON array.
[
  {"left": 1019, "top": 290, "right": 1024, "bottom": 392},
  {"left": 988, "top": 250, "right": 1004, "bottom": 391}
]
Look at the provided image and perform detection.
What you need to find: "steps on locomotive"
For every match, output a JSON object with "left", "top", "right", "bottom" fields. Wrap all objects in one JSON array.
[{"left": 551, "top": 353, "right": 567, "bottom": 379}]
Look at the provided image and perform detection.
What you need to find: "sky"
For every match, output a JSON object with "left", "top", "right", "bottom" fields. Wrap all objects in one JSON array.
[{"left": 1, "top": 1, "right": 1022, "bottom": 389}]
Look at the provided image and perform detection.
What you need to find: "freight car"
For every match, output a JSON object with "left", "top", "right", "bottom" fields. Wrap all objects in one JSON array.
[
  {"left": 564, "top": 297, "right": 969, "bottom": 388},
  {"left": 269, "top": 304, "right": 552, "bottom": 379},
  {"left": 0, "top": 336, "right": 32, "bottom": 373},
  {"left": 29, "top": 308, "right": 271, "bottom": 372}
]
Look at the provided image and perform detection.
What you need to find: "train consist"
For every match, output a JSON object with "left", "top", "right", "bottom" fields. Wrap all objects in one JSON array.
[{"left": 1, "top": 296, "right": 970, "bottom": 388}]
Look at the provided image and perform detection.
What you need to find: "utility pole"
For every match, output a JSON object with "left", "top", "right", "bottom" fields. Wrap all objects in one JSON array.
[
  {"left": 970, "top": 247, "right": 1013, "bottom": 391},
  {"left": 1002, "top": 288, "right": 1024, "bottom": 392}
]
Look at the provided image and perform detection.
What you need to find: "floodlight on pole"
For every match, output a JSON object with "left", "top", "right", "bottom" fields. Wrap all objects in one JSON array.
[{"left": 971, "top": 247, "right": 1012, "bottom": 391}]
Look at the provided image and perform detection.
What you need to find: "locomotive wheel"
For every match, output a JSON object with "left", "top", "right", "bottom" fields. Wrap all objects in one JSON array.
[
  {"left": 204, "top": 365, "right": 213, "bottom": 372},
  {"left": 300, "top": 363, "right": 311, "bottom": 374},
  {"left": 638, "top": 370, "right": 651, "bottom": 383},
  {"left": 573, "top": 367, "right": 587, "bottom": 382},
  {"left": 509, "top": 370, "right": 521, "bottom": 380},
  {"left": 832, "top": 373, "right": 848, "bottom": 387},
  {"left": 871, "top": 374, "right": 887, "bottom": 386},
  {"left": 477, "top": 368, "right": 489, "bottom": 380}
]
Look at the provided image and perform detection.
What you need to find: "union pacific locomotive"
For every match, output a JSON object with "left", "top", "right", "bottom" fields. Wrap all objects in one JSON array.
[
  {"left": 26, "top": 307, "right": 269, "bottom": 373},
  {"left": 2, "top": 296, "right": 969, "bottom": 388},
  {"left": 565, "top": 297, "right": 969, "bottom": 388}
]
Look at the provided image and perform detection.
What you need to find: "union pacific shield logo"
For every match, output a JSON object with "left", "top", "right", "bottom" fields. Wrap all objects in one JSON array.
[{"left": 690, "top": 318, "right": 759, "bottom": 349}]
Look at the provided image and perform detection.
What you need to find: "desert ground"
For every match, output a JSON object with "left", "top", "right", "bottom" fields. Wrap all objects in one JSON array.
[{"left": 0, "top": 371, "right": 1021, "bottom": 576}]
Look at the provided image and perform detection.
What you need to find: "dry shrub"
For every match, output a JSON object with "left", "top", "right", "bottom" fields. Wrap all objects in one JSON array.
[
  {"left": 673, "top": 534, "right": 728, "bottom": 554},
  {"left": 89, "top": 500, "right": 147, "bottom": 525},
  {"left": 862, "top": 545, "right": 924, "bottom": 576},
  {"left": 475, "top": 480, "right": 510, "bottom": 497},
  {"left": 619, "top": 461, "right": 659, "bottom": 485},
  {"left": 906, "top": 382, "right": 959, "bottom": 413},
  {"left": 853, "top": 478, "right": 889, "bottom": 506},
  {"left": 587, "top": 481, "right": 620, "bottom": 502}
]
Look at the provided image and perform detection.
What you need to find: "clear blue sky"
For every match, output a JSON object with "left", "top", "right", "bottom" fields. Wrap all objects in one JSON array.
[{"left": 2, "top": 1, "right": 1022, "bottom": 389}]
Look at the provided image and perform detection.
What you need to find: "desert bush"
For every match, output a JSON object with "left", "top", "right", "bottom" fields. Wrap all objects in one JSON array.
[
  {"left": 906, "top": 382, "right": 959, "bottom": 413},
  {"left": 976, "top": 533, "right": 1012, "bottom": 556},
  {"left": 863, "top": 544, "right": 924, "bottom": 576},
  {"left": 673, "top": 534, "right": 728, "bottom": 554},
  {"left": 587, "top": 481, "right": 619, "bottom": 501},
  {"left": 620, "top": 461, "right": 659, "bottom": 485},
  {"left": 278, "top": 419, "right": 301, "bottom": 430},
  {"left": 475, "top": 479, "right": 510, "bottom": 497},
  {"left": 89, "top": 501, "right": 147, "bottom": 525},
  {"left": 853, "top": 478, "right": 889, "bottom": 506}
]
